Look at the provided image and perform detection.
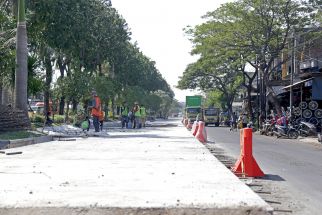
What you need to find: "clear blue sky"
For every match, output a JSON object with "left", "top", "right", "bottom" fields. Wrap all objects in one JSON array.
[{"left": 112, "top": 0, "right": 231, "bottom": 102}]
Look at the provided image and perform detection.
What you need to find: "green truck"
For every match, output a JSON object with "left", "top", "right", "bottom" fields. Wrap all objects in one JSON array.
[
  {"left": 185, "top": 96, "right": 220, "bottom": 126},
  {"left": 185, "top": 96, "right": 202, "bottom": 124}
]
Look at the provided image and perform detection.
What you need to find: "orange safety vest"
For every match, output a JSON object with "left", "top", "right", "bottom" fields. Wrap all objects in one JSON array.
[
  {"left": 91, "top": 96, "right": 101, "bottom": 117},
  {"left": 99, "top": 111, "right": 105, "bottom": 121}
]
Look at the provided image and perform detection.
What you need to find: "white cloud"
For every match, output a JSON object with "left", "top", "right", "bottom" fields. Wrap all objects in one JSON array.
[{"left": 112, "top": 0, "right": 230, "bottom": 101}]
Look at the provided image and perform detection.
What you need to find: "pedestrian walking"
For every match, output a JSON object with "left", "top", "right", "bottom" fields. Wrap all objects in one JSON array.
[
  {"left": 90, "top": 90, "right": 101, "bottom": 132},
  {"left": 140, "top": 104, "right": 147, "bottom": 128},
  {"left": 242, "top": 113, "right": 248, "bottom": 128},
  {"left": 99, "top": 110, "right": 105, "bottom": 131},
  {"left": 230, "top": 112, "right": 237, "bottom": 131},
  {"left": 128, "top": 110, "right": 133, "bottom": 129},
  {"left": 132, "top": 102, "right": 141, "bottom": 129},
  {"left": 269, "top": 109, "right": 275, "bottom": 120},
  {"left": 120, "top": 102, "right": 129, "bottom": 128}
]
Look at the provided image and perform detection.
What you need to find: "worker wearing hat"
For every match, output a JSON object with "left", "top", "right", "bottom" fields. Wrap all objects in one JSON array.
[
  {"left": 90, "top": 90, "right": 101, "bottom": 132},
  {"left": 132, "top": 101, "right": 141, "bottom": 129}
]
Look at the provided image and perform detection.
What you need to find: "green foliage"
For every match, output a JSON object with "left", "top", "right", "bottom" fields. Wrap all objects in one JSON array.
[
  {"left": 1, "top": 0, "right": 174, "bottom": 116},
  {"left": 180, "top": 0, "right": 318, "bottom": 114},
  {"left": 53, "top": 115, "right": 65, "bottom": 124},
  {"left": 121, "top": 86, "right": 147, "bottom": 107},
  {"left": 27, "top": 55, "right": 43, "bottom": 96},
  {"left": 31, "top": 114, "right": 45, "bottom": 123},
  {"left": 53, "top": 67, "right": 92, "bottom": 103},
  {"left": 93, "top": 76, "right": 117, "bottom": 103},
  {"left": 0, "top": 7, "right": 15, "bottom": 86},
  {"left": 145, "top": 94, "right": 162, "bottom": 113},
  {"left": 205, "top": 90, "right": 225, "bottom": 110}
]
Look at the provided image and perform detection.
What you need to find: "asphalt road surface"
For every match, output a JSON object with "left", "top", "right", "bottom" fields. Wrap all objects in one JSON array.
[{"left": 206, "top": 126, "right": 322, "bottom": 214}]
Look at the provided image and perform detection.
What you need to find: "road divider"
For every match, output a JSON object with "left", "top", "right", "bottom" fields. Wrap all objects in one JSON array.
[
  {"left": 187, "top": 120, "right": 193, "bottom": 129},
  {"left": 183, "top": 118, "right": 188, "bottom": 128},
  {"left": 191, "top": 121, "right": 199, "bottom": 136},
  {"left": 195, "top": 121, "right": 207, "bottom": 143},
  {"left": 232, "top": 128, "right": 264, "bottom": 177}
]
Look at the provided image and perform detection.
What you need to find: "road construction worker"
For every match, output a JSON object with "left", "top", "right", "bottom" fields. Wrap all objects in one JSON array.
[
  {"left": 90, "top": 90, "right": 101, "bottom": 132},
  {"left": 120, "top": 102, "right": 129, "bottom": 128},
  {"left": 140, "top": 104, "right": 147, "bottom": 128},
  {"left": 132, "top": 102, "right": 141, "bottom": 129},
  {"left": 99, "top": 110, "right": 105, "bottom": 131}
]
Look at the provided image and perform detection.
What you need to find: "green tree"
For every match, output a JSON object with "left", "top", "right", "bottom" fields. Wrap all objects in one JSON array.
[
  {"left": 195, "top": 0, "right": 313, "bottom": 114},
  {"left": 0, "top": 1, "right": 15, "bottom": 105},
  {"left": 205, "top": 90, "right": 226, "bottom": 111},
  {"left": 178, "top": 57, "right": 242, "bottom": 115}
]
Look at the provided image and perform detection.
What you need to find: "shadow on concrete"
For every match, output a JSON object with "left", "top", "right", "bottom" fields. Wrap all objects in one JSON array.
[
  {"left": 261, "top": 174, "right": 285, "bottom": 181},
  {"left": 207, "top": 141, "right": 216, "bottom": 144}
]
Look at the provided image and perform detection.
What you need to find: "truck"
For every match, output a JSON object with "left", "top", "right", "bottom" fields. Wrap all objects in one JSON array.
[
  {"left": 185, "top": 96, "right": 202, "bottom": 124},
  {"left": 203, "top": 107, "right": 220, "bottom": 126}
]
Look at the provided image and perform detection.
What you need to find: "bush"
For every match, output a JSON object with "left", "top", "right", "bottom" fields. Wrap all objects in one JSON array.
[
  {"left": 31, "top": 114, "right": 45, "bottom": 123},
  {"left": 53, "top": 115, "right": 65, "bottom": 124}
]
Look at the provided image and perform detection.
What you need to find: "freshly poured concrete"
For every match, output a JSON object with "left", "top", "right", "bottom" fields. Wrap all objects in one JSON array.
[{"left": 0, "top": 123, "right": 272, "bottom": 214}]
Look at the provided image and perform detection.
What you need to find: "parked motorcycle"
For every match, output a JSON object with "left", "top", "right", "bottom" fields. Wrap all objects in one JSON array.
[
  {"left": 261, "top": 119, "right": 275, "bottom": 136},
  {"left": 294, "top": 121, "right": 317, "bottom": 137},
  {"left": 273, "top": 124, "right": 299, "bottom": 139}
]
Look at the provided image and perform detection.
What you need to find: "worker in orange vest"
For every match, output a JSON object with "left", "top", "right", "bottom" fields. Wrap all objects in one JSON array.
[
  {"left": 90, "top": 90, "right": 101, "bottom": 132},
  {"left": 99, "top": 110, "right": 105, "bottom": 131}
]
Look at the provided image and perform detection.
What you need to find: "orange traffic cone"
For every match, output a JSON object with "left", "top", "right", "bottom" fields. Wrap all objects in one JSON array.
[
  {"left": 195, "top": 121, "right": 207, "bottom": 143},
  {"left": 232, "top": 128, "right": 264, "bottom": 177},
  {"left": 191, "top": 121, "right": 199, "bottom": 136}
]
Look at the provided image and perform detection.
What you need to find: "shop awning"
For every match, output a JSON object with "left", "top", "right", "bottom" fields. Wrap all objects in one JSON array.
[{"left": 282, "top": 77, "right": 314, "bottom": 89}]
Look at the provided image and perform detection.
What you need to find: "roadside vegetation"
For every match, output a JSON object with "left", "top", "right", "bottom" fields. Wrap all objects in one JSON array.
[
  {"left": 0, "top": 0, "right": 179, "bottom": 129},
  {"left": 178, "top": 0, "right": 322, "bottom": 119}
]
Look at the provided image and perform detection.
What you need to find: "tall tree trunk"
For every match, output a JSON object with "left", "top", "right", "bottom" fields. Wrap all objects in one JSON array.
[
  {"left": 14, "top": 0, "right": 28, "bottom": 114},
  {"left": 242, "top": 70, "right": 257, "bottom": 121},
  {"left": 57, "top": 56, "right": 65, "bottom": 115},
  {"left": 0, "top": 79, "right": 2, "bottom": 104},
  {"left": 262, "top": 72, "right": 268, "bottom": 118},
  {"left": 44, "top": 52, "right": 52, "bottom": 115},
  {"left": 226, "top": 94, "right": 234, "bottom": 117},
  {"left": 72, "top": 99, "right": 78, "bottom": 112},
  {"left": 59, "top": 96, "right": 65, "bottom": 115},
  {"left": 65, "top": 100, "right": 70, "bottom": 123},
  {"left": 111, "top": 99, "right": 115, "bottom": 119},
  {"left": 98, "top": 63, "right": 102, "bottom": 76}
]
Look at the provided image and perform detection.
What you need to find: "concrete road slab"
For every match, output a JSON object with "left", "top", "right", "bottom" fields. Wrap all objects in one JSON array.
[{"left": 0, "top": 123, "right": 272, "bottom": 214}]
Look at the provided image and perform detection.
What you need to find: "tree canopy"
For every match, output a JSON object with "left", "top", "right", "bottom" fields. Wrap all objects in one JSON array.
[
  {"left": 179, "top": 0, "right": 321, "bottom": 116},
  {"left": 0, "top": 0, "right": 175, "bottom": 119}
]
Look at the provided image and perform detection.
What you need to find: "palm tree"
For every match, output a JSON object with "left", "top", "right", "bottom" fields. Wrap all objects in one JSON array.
[{"left": 14, "top": 0, "right": 28, "bottom": 112}]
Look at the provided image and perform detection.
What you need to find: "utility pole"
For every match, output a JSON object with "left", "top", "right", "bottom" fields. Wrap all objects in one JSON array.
[
  {"left": 256, "top": 55, "right": 260, "bottom": 129},
  {"left": 257, "top": 73, "right": 259, "bottom": 128},
  {"left": 290, "top": 29, "right": 296, "bottom": 119}
]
